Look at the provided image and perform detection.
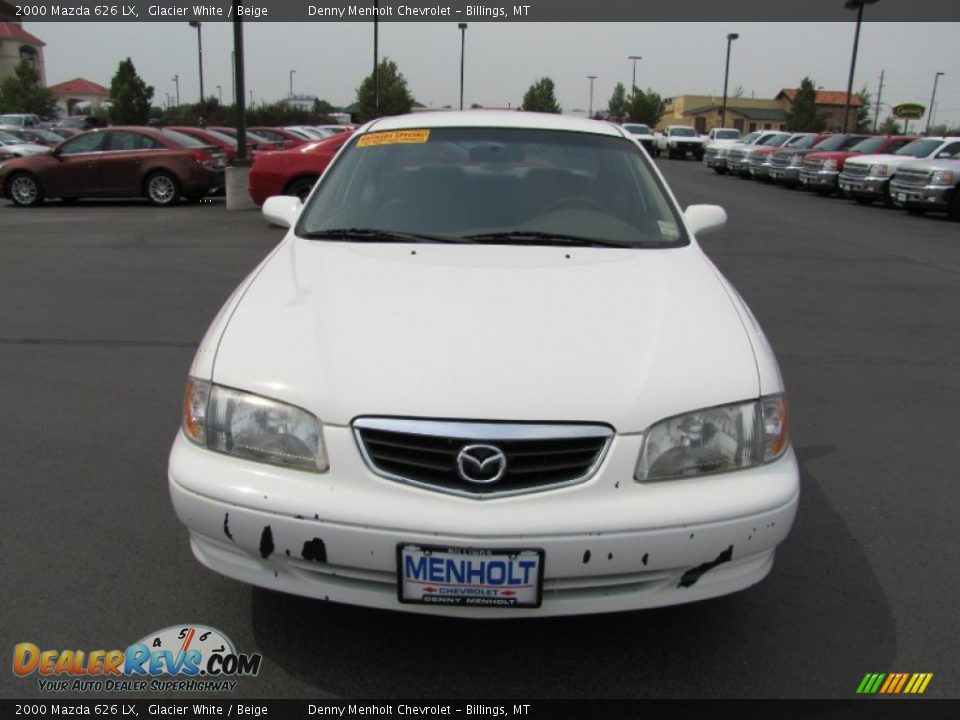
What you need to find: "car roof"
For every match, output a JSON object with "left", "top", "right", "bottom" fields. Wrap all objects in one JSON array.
[{"left": 364, "top": 111, "right": 623, "bottom": 137}]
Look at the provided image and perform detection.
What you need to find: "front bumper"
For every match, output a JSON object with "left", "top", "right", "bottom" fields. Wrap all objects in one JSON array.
[
  {"left": 704, "top": 156, "right": 727, "bottom": 169},
  {"left": 838, "top": 174, "right": 889, "bottom": 199},
  {"left": 768, "top": 167, "right": 801, "bottom": 184},
  {"left": 168, "top": 428, "right": 800, "bottom": 617},
  {"left": 727, "top": 159, "right": 750, "bottom": 174},
  {"left": 748, "top": 162, "right": 773, "bottom": 179},
  {"left": 799, "top": 170, "right": 838, "bottom": 190},
  {"left": 889, "top": 181, "right": 952, "bottom": 210}
]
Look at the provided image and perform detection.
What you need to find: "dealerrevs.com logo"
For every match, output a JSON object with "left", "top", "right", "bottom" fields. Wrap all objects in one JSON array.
[{"left": 13, "top": 625, "right": 262, "bottom": 693}]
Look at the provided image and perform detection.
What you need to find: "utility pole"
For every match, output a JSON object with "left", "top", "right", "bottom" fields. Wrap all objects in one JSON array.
[
  {"left": 873, "top": 69, "right": 884, "bottom": 132},
  {"left": 587, "top": 76, "right": 597, "bottom": 118},
  {"left": 926, "top": 72, "right": 945, "bottom": 134},
  {"left": 172, "top": 75, "right": 180, "bottom": 107}
]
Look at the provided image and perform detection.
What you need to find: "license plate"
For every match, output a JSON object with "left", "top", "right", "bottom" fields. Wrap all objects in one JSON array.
[
  {"left": 214, "top": 157, "right": 225, "bottom": 169},
  {"left": 398, "top": 544, "right": 544, "bottom": 608},
  {"left": 897, "top": 193, "right": 906, "bottom": 202},
  {"left": 801, "top": 177, "right": 809, "bottom": 185}
]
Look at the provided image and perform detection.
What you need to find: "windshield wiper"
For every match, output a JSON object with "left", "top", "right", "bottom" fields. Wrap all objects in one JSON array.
[
  {"left": 462, "top": 231, "right": 644, "bottom": 248},
  {"left": 300, "top": 228, "right": 465, "bottom": 244}
]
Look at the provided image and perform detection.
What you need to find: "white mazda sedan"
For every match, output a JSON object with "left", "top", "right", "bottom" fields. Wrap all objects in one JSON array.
[{"left": 169, "top": 111, "right": 799, "bottom": 617}]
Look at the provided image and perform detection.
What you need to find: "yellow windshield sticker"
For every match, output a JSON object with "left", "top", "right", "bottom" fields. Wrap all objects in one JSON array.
[{"left": 357, "top": 130, "right": 431, "bottom": 148}]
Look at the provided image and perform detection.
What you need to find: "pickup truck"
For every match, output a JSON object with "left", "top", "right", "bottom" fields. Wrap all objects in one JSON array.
[
  {"left": 746, "top": 133, "right": 824, "bottom": 180},
  {"left": 796, "top": 134, "right": 872, "bottom": 194},
  {"left": 727, "top": 132, "right": 793, "bottom": 176},
  {"left": 839, "top": 136, "right": 960, "bottom": 206},
  {"left": 0, "top": 113, "right": 45, "bottom": 130},
  {"left": 889, "top": 156, "right": 960, "bottom": 219},
  {"left": 655, "top": 126, "right": 706, "bottom": 160},
  {"left": 704, "top": 130, "right": 763, "bottom": 174},
  {"left": 622, "top": 123, "right": 656, "bottom": 154}
]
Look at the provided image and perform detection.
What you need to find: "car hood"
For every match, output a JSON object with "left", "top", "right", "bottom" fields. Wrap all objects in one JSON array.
[
  {"left": 895, "top": 158, "right": 960, "bottom": 173},
  {"left": 212, "top": 240, "right": 760, "bottom": 433},
  {"left": 844, "top": 153, "right": 923, "bottom": 168},
  {"left": 5, "top": 143, "right": 50, "bottom": 156}
]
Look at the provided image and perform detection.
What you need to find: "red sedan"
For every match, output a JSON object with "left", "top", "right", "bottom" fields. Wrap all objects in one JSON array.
[
  {"left": 248, "top": 131, "right": 352, "bottom": 205},
  {"left": 168, "top": 126, "right": 239, "bottom": 165},
  {"left": 248, "top": 126, "right": 311, "bottom": 150}
]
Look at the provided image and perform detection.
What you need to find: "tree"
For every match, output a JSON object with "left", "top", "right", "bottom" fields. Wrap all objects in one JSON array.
[
  {"left": 109, "top": 58, "right": 154, "bottom": 125},
  {"left": 878, "top": 116, "right": 903, "bottom": 135},
  {"left": 0, "top": 60, "right": 56, "bottom": 117},
  {"left": 732, "top": 85, "right": 745, "bottom": 99},
  {"left": 522, "top": 78, "right": 561, "bottom": 114},
  {"left": 784, "top": 77, "right": 827, "bottom": 132},
  {"left": 355, "top": 58, "right": 414, "bottom": 122},
  {"left": 606, "top": 82, "right": 629, "bottom": 123},
  {"left": 627, "top": 88, "right": 665, "bottom": 126},
  {"left": 855, "top": 85, "right": 872, "bottom": 132},
  {"left": 313, "top": 98, "right": 335, "bottom": 114}
]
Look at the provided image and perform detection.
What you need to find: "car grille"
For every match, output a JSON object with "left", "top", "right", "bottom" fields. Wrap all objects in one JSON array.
[
  {"left": 353, "top": 418, "right": 613, "bottom": 498},
  {"left": 728, "top": 148, "right": 748, "bottom": 162},
  {"left": 771, "top": 153, "right": 792, "bottom": 168},
  {"left": 704, "top": 147, "right": 720, "bottom": 159},
  {"left": 894, "top": 168, "right": 932, "bottom": 186},
  {"left": 803, "top": 158, "right": 824, "bottom": 171},
  {"left": 842, "top": 163, "right": 869, "bottom": 178}
]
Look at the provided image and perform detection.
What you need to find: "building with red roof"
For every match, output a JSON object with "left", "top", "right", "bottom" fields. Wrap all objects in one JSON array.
[
  {"left": 49, "top": 77, "right": 111, "bottom": 116},
  {"left": 0, "top": 3, "right": 47, "bottom": 87},
  {"left": 776, "top": 88, "right": 864, "bottom": 131}
]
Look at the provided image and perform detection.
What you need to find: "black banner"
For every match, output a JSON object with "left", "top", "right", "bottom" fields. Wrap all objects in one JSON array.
[
  {"left": 1, "top": 699, "right": 958, "bottom": 719},
  {"left": 6, "top": 0, "right": 960, "bottom": 22}
]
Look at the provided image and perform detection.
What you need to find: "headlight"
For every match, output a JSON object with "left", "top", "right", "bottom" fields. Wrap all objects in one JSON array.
[
  {"left": 931, "top": 169, "right": 955, "bottom": 185},
  {"left": 869, "top": 164, "right": 890, "bottom": 177},
  {"left": 822, "top": 159, "right": 838, "bottom": 171},
  {"left": 182, "top": 378, "right": 328, "bottom": 472},
  {"left": 635, "top": 395, "right": 789, "bottom": 482}
]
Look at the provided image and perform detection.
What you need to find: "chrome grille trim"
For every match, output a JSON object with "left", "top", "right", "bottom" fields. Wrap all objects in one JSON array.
[
  {"left": 894, "top": 169, "right": 932, "bottom": 185},
  {"left": 353, "top": 418, "right": 614, "bottom": 499},
  {"left": 842, "top": 163, "right": 870, "bottom": 178}
]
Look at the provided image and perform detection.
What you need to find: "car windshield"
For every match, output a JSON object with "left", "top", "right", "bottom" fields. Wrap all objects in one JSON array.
[
  {"left": 740, "top": 132, "right": 762, "bottom": 144},
  {"left": 0, "top": 114, "right": 25, "bottom": 126},
  {"left": 784, "top": 135, "right": 813, "bottom": 147},
  {"left": 32, "top": 129, "right": 63, "bottom": 142},
  {"left": 788, "top": 135, "right": 820, "bottom": 149},
  {"left": 811, "top": 135, "right": 851, "bottom": 152},
  {"left": 159, "top": 129, "right": 206, "bottom": 147},
  {"left": 670, "top": 128, "right": 697, "bottom": 137},
  {"left": 297, "top": 127, "right": 687, "bottom": 249},
  {"left": 762, "top": 134, "right": 792, "bottom": 147},
  {"left": 850, "top": 136, "right": 889, "bottom": 154},
  {"left": 206, "top": 129, "right": 238, "bottom": 147},
  {"left": 715, "top": 130, "right": 741, "bottom": 139},
  {"left": 624, "top": 124, "right": 652, "bottom": 135},
  {"left": 0, "top": 131, "right": 23, "bottom": 144},
  {"left": 895, "top": 139, "right": 943, "bottom": 157}
]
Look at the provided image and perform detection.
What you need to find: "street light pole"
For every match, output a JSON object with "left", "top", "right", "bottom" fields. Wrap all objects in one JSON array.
[
  {"left": 172, "top": 74, "right": 180, "bottom": 107},
  {"left": 458, "top": 23, "right": 468, "bottom": 110},
  {"left": 628, "top": 55, "right": 641, "bottom": 101},
  {"left": 373, "top": 0, "right": 380, "bottom": 115},
  {"left": 842, "top": 0, "right": 878, "bottom": 133},
  {"left": 188, "top": 21, "right": 205, "bottom": 126},
  {"left": 289, "top": 69, "right": 296, "bottom": 98},
  {"left": 720, "top": 33, "right": 739, "bottom": 129},
  {"left": 216, "top": 85, "right": 222, "bottom": 104},
  {"left": 926, "top": 71, "right": 945, "bottom": 134},
  {"left": 587, "top": 75, "right": 597, "bottom": 118}
]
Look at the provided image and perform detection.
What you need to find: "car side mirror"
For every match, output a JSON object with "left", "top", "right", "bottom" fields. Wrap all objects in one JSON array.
[
  {"left": 684, "top": 204, "right": 727, "bottom": 238},
  {"left": 51, "top": 147, "right": 62, "bottom": 159},
  {"left": 262, "top": 195, "right": 301, "bottom": 229}
]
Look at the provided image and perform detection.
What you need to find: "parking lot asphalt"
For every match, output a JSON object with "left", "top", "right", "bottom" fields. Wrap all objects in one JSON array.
[{"left": 1, "top": 162, "right": 958, "bottom": 700}]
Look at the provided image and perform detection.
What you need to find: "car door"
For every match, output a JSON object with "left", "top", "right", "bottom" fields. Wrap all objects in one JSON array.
[
  {"left": 98, "top": 130, "right": 162, "bottom": 196},
  {"left": 41, "top": 131, "right": 107, "bottom": 197}
]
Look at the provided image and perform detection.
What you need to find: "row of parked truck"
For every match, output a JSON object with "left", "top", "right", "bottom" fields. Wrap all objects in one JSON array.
[{"left": 700, "top": 128, "right": 960, "bottom": 220}]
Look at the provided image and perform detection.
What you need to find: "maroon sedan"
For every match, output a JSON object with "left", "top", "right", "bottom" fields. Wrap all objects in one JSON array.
[
  {"left": 0, "top": 126, "right": 226, "bottom": 207},
  {"left": 167, "top": 126, "right": 239, "bottom": 165}
]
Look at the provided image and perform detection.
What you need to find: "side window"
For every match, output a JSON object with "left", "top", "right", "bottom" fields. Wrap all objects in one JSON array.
[
  {"left": 256, "top": 130, "right": 281, "bottom": 142},
  {"left": 885, "top": 140, "right": 910, "bottom": 154},
  {"left": 937, "top": 143, "right": 960, "bottom": 159},
  {"left": 108, "top": 131, "right": 142, "bottom": 151},
  {"left": 59, "top": 132, "right": 107, "bottom": 155}
]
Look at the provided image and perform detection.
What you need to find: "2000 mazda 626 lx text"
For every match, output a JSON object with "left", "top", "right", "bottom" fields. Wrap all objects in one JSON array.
[{"left": 168, "top": 111, "right": 799, "bottom": 617}]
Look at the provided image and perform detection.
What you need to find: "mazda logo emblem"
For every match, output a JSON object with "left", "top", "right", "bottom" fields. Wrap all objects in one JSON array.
[{"left": 456, "top": 444, "right": 507, "bottom": 485}]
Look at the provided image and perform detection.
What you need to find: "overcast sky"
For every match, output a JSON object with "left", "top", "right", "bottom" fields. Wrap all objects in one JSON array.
[{"left": 29, "top": 22, "right": 960, "bottom": 127}]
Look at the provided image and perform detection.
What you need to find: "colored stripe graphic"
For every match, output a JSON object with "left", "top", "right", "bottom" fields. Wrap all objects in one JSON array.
[{"left": 858, "top": 673, "right": 932, "bottom": 694}]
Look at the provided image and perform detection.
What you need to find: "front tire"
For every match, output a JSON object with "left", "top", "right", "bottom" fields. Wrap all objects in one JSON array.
[
  {"left": 284, "top": 176, "right": 318, "bottom": 202},
  {"left": 7, "top": 172, "right": 44, "bottom": 207},
  {"left": 144, "top": 171, "right": 180, "bottom": 206}
]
